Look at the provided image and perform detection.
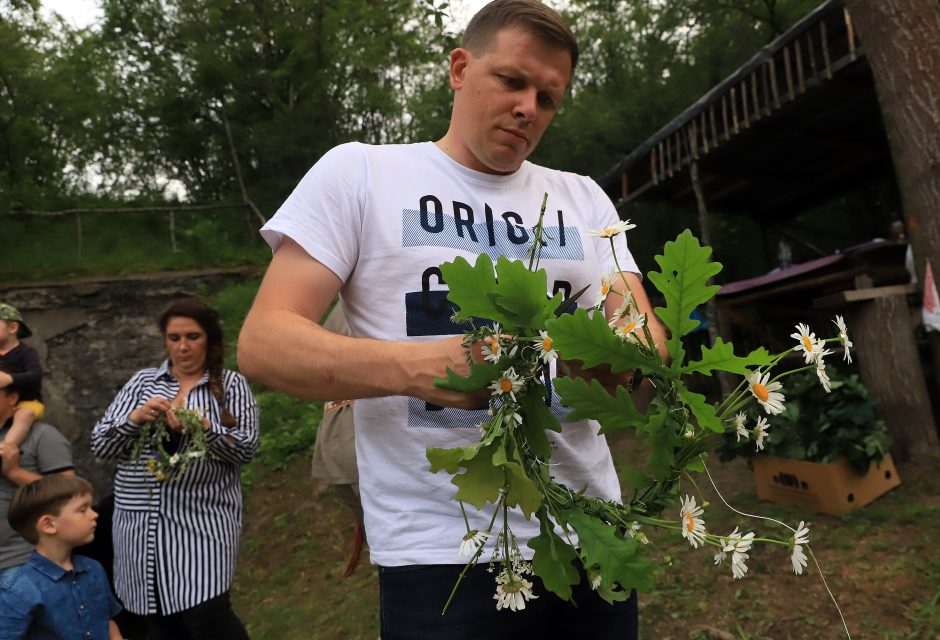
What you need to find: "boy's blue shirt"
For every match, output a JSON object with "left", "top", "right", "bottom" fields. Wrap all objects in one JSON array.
[{"left": 0, "top": 551, "right": 121, "bottom": 640}]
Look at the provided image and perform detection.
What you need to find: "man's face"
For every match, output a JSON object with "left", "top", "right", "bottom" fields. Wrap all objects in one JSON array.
[{"left": 448, "top": 27, "right": 572, "bottom": 175}]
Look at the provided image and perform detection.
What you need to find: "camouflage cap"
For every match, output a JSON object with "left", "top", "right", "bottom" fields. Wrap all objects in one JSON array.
[{"left": 0, "top": 303, "right": 32, "bottom": 339}]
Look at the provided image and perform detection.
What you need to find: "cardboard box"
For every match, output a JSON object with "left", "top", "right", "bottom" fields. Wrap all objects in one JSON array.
[{"left": 752, "top": 454, "right": 901, "bottom": 515}]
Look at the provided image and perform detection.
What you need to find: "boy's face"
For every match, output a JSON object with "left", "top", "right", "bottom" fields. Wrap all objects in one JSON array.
[
  {"left": 47, "top": 493, "right": 98, "bottom": 547},
  {"left": 0, "top": 320, "right": 17, "bottom": 347}
]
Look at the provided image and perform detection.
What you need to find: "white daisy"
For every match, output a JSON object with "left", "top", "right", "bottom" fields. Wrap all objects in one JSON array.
[
  {"left": 458, "top": 529, "right": 489, "bottom": 558},
  {"left": 793, "top": 521, "right": 810, "bottom": 546},
  {"left": 730, "top": 550, "right": 750, "bottom": 579},
  {"left": 723, "top": 527, "right": 755, "bottom": 555},
  {"left": 791, "top": 544, "right": 808, "bottom": 575},
  {"left": 833, "top": 315, "right": 853, "bottom": 363},
  {"left": 791, "top": 323, "right": 822, "bottom": 364},
  {"left": 753, "top": 416, "right": 770, "bottom": 452},
  {"left": 494, "top": 569, "right": 538, "bottom": 611},
  {"left": 814, "top": 350, "right": 832, "bottom": 393},
  {"left": 169, "top": 453, "right": 181, "bottom": 466},
  {"left": 608, "top": 292, "right": 636, "bottom": 323},
  {"left": 747, "top": 370, "right": 786, "bottom": 415},
  {"left": 714, "top": 548, "right": 727, "bottom": 566},
  {"left": 593, "top": 269, "right": 618, "bottom": 308},
  {"left": 613, "top": 311, "right": 646, "bottom": 342},
  {"left": 481, "top": 325, "right": 503, "bottom": 363},
  {"left": 588, "top": 570, "right": 602, "bottom": 590},
  {"left": 489, "top": 368, "right": 523, "bottom": 402},
  {"left": 732, "top": 412, "right": 748, "bottom": 442},
  {"left": 679, "top": 494, "right": 706, "bottom": 549},
  {"left": 533, "top": 330, "right": 557, "bottom": 364},
  {"left": 502, "top": 406, "right": 523, "bottom": 427},
  {"left": 723, "top": 527, "right": 755, "bottom": 579},
  {"left": 626, "top": 521, "right": 642, "bottom": 538},
  {"left": 586, "top": 219, "right": 636, "bottom": 238}
]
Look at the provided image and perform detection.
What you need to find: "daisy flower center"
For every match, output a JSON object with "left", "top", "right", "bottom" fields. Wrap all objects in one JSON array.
[
  {"left": 500, "top": 378, "right": 513, "bottom": 393},
  {"left": 623, "top": 321, "right": 637, "bottom": 333},
  {"left": 684, "top": 514, "right": 695, "bottom": 532},
  {"left": 601, "top": 282, "right": 611, "bottom": 295},
  {"left": 752, "top": 383, "right": 769, "bottom": 402},
  {"left": 603, "top": 226, "right": 617, "bottom": 236},
  {"left": 802, "top": 335, "right": 813, "bottom": 351},
  {"left": 542, "top": 337, "right": 552, "bottom": 351}
]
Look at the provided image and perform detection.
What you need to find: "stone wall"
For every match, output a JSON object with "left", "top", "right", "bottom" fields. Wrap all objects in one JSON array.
[{"left": 1, "top": 268, "right": 260, "bottom": 493}]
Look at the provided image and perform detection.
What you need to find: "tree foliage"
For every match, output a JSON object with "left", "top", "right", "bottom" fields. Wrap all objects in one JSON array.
[{"left": 2, "top": 0, "right": 824, "bottom": 221}]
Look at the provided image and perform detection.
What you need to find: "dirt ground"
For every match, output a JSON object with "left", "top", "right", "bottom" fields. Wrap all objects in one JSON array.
[{"left": 233, "top": 432, "right": 940, "bottom": 639}]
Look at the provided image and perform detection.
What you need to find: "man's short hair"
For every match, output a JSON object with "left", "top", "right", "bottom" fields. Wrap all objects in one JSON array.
[
  {"left": 8, "top": 475, "right": 93, "bottom": 545},
  {"left": 462, "top": 0, "right": 579, "bottom": 71}
]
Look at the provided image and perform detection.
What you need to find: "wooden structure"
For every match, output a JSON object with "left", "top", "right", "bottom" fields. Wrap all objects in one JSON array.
[
  {"left": 596, "top": 0, "right": 938, "bottom": 459},
  {"left": 597, "top": 0, "right": 889, "bottom": 217}
]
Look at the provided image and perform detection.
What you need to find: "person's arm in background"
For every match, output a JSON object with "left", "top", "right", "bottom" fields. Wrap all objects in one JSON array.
[
  {"left": 238, "top": 238, "right": 487, "bottom": 409},
  {"left": 201, "top": 372, "right": 260, "bottom": 465},
  {"left": 0, "top": 346, "right": 41, "bottom": 392},
  {"left": 0, "top": 423, "right": 75, "bottom": 486}
]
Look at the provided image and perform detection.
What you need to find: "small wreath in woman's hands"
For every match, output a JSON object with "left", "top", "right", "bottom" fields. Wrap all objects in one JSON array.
[{"left": 130, "top": 407, "right": 212, "bottom": 481}]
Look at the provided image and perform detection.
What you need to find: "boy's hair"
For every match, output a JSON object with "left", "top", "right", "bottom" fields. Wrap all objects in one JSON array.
[
  {"left": 462, "top": 0, "right": 579, "bottom": 71},
  {"left": 8, "top": 475, "right": 93, "bottom": 545}
]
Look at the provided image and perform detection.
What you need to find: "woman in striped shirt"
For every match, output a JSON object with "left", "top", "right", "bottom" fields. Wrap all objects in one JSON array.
[{"left": 91, "top": 297, "right": 259, "bottom": 640}]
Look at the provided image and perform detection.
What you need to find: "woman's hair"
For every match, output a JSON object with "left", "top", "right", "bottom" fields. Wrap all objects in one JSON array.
[
  {"left": 461, "top": 0, "right": 578, "bottom": 71},
  {"left": 159, "top": 297, "right": 236, "bottom": 427},
  {"left": 8, "top": 475, "right": 94, "bottom": 545}
]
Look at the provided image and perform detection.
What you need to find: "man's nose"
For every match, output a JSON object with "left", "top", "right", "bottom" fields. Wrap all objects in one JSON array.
[{"left": 513, "top": 90, "right": 538, "bottom": 124}]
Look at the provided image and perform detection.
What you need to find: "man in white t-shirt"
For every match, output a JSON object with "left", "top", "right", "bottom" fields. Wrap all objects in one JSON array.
[{"left": 239, "top": 1, "right": 666, "bottom": 637}]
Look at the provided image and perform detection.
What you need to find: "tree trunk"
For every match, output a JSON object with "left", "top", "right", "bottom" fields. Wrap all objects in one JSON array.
[{"left": 845, "top": 0, "right": 940, "bottom": 454}]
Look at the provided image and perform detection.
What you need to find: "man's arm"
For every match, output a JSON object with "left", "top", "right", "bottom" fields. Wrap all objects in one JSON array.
[
  {"left": 0, "top": 442, "right": 75, "bottom": 486},
  {"left": 238, "top": 238, "right": 486, "bottom": 409},
  {"left": 605, "top": 271, "right": 669, "bottom": 360}
]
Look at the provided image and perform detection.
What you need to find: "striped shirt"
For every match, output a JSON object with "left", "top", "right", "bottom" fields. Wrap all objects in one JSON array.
[{"left": 90, "top": 360, "right": 259, "bottom": 615}]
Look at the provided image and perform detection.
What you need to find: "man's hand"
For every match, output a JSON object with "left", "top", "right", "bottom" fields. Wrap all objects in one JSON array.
[
  {"left": 0, "top": 371, "right": 11, "bottom": 388},
  {"left": 0, "top": 441, "right": 23, "bottom": 481},
  {"left": 558, "top": 359, "right": 655, "bottom": 414},
  {"left": 403, "top": 336, "right": 490, "bottom": 410}
]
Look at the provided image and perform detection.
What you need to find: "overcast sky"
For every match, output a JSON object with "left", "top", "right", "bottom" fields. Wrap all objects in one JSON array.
[{"left": 39, "top": 0, "right": 492, "bottom": 30}]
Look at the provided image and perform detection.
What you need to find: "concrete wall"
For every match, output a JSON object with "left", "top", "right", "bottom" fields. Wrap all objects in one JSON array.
[{"left": 1, "top": 268, "right": 259, "bottom": 494}]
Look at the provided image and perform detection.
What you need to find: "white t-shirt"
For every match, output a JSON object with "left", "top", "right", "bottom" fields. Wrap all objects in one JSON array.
[{"left": 262, "top": 141, "right": 639, "bottom": 566}]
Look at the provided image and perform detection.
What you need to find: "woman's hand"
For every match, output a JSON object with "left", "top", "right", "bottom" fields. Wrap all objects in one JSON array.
[
  {"left": 164, "top": 406, "right": 210, "bottom": 432},
  {"left": 129, "top": 397, "right": 173, "bottom": 425}
]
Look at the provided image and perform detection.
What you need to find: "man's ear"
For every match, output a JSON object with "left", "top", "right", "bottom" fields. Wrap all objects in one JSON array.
[
  {"left": 449, "top": 47, "right": 471, "bottom": 90},
  {"left": 37, "top": 514, "right": 56, "bottom": 536}
]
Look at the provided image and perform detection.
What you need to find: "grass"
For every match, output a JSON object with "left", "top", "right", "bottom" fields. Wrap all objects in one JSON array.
[
  {"left": 2, "top": 210, "right": 268, "bottom": 281},
  {"left": 231, "top": 433, "right": 940, "bottom": 639}
]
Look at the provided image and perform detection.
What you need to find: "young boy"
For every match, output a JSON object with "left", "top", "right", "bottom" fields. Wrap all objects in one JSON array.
[
  {"left": 0, "top": 475, "right": 122, "bottom": 639},
  {"left": 0, "top": 305, "right": 43, "bottom": 459}
]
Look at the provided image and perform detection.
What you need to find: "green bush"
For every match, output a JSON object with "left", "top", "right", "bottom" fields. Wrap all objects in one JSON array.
[{"left": 717, "top": 369, "right": 892, "bottom": 473}]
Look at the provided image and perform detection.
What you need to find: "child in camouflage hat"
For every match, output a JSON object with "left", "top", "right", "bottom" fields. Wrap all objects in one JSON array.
[{"left": 0, "top": 304, "right": 44, "bottom": 459}]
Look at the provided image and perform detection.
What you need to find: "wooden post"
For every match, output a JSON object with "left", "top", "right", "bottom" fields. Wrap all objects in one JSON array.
[
  {"left": 75, "top": 212, "right": 82, "bottom": 261},
  {"left": 690, "top": 162, "right": 734, "bottom": 397}
]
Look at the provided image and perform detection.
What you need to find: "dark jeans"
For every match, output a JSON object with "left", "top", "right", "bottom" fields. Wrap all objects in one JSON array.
[
  {"left": 379, "top": 563, "right": 638, "bottom": 639},
  {"left": 146, "top": 592, "right": 249, "bottom": 640}
]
